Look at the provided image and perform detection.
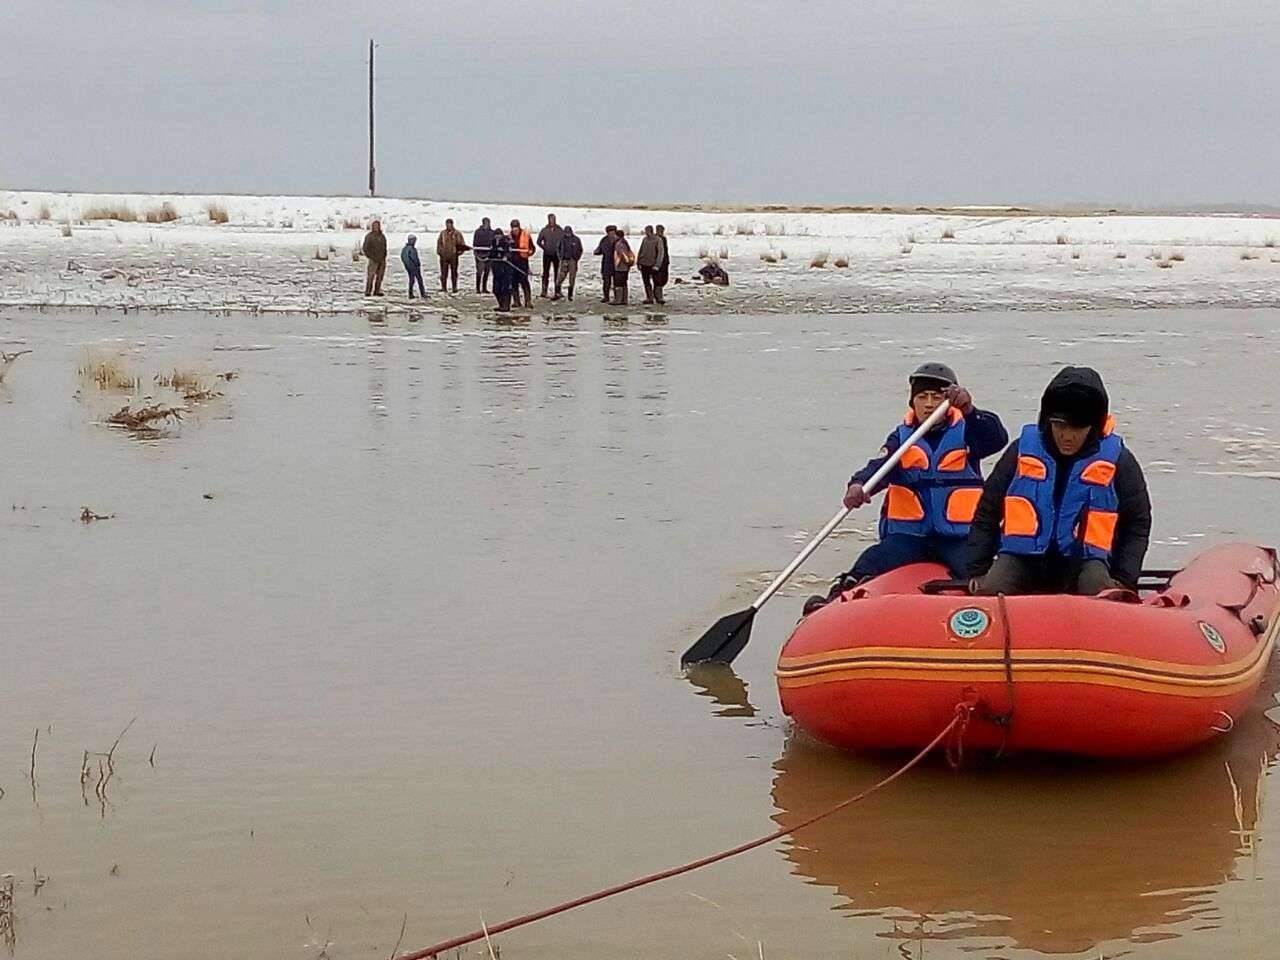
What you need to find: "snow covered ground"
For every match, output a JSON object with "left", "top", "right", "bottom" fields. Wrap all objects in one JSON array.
[{"left": 4, "top": 190, "right": 1280, "bottom": 314}]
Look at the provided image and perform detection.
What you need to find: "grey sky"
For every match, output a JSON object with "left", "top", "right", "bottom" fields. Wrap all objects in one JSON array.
[{"left": 5, "top": 0, "right": 1280, "bottom": 207}]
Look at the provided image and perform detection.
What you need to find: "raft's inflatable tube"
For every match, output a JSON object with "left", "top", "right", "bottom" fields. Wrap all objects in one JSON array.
[{"left": 777, "top": 542, "right": 1280, "bottom": 757}]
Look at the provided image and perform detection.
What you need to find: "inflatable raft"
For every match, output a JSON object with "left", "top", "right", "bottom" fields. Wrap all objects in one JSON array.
[{"left": 777, "top": 542, "right": 1280, "bottom": 757}]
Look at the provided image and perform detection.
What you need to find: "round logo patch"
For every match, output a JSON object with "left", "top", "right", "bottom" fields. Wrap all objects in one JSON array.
[
  {"left": 949, "top": 607, "right": 991, "bottom": 640},
  {"left": 1199, "top": 621, "right": 1227, "bottom": 654}
]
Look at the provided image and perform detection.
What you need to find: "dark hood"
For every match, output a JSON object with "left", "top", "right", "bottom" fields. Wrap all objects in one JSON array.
[{"left": 1038, "top": 365, "right": 1109, "bottom": 435}]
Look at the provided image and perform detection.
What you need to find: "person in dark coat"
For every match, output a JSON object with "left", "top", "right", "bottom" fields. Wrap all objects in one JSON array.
[
  {"left": 488, "top": 228, "right": 514, "bottom": 312},
  {"left": 653, "top": 224, "right": 670, "bottom": 304},
  {"left": 611, "top": 228, "right": 634, "bottom": 305},
  {"left": 593, "top": 225, "right": 618, "bottom": 304},
  {"left": 803, "top": 363, "right": 1008, "bottom": 614},
  {"left": 698, "top": 260, "right": 729, "bottom": 285},
  {"left": 400, "top": 235, "right": 426, "bottom": 299},
  {"left": 555, "top": 226, "right": 583, "bottom": 301},
  {"left": 536, "top": 214, "right": 564, "bottom": 299},
  {"left": 473, "top": 217, "right": 495, "bottom": 293},
  {"left": 967, "top": 366, "right": 1152, "bottom": 595},
  {"left": 636, "top": 225, "right": 663, "bottom": 304},
  {"left": 362, "top": 219, "right": 387, "bottom": 296}
]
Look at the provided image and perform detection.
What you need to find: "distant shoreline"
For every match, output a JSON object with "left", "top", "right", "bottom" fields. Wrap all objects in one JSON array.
[{"left": 5, "top": 188, "right": 1280, "bottom": 220}]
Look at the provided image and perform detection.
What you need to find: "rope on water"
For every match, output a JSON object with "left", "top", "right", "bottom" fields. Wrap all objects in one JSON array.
[{"left": 398, "top": 707, "right": 970, "bottom": 959}]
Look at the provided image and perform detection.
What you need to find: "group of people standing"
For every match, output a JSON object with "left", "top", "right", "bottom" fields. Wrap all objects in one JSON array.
[{"left": 359, "top": 215, "right": 672, "bottom": 310}]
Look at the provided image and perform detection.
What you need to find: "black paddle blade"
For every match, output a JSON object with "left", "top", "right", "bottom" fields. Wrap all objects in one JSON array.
[{"left": 681, "top": 608, "right": 757, "bottom": 667}]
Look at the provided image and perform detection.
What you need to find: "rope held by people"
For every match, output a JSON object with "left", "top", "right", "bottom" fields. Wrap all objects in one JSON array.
[{"left": 398, "top": 709, "right": 968, "bottom": 960}]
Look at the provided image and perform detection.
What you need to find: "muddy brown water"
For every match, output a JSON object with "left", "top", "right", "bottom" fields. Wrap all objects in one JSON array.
[{"left": 0, "top": 306, "right": 1278, "bottom": 959}]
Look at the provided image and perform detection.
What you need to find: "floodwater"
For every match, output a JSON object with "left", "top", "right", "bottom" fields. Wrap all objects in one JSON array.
[{"left": 0, "top": 306, "right": 1277, "bottom": 960}]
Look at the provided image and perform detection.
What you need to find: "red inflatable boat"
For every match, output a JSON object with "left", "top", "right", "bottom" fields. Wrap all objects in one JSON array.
[{"left": 777, "top": 542, "right": 1280, "bottom": 757}]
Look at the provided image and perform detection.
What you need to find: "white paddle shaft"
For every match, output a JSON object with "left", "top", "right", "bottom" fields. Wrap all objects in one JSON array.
[{"left": 749, "top": 400, "right": 953, "bottom": 611}]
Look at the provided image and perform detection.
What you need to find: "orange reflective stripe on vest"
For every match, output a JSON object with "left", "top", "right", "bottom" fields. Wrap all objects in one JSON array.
[
  {"left": 937, "top": 448, "right": 970, "bottom": 472},
  {"left": 944, "top": 487, "right": 982, "bottom": 524},
  {"left": 1016, "top": 455, "right": 1047, "bottom": 480},
  {"left": 1080, "top": 460, "right": 1116, "bottom": 486},
  {"left": 885, "top": 484, "right": 926, "bottom": 522},
  {"left": 1003, "top": 495, "right": 1038, "bottom": 536},
  {"left": 899, "top": 446, "right": 930, "bottom": 471},
  {"left": 1083, "top": 510, "right": 1118, "bottom": 551}
]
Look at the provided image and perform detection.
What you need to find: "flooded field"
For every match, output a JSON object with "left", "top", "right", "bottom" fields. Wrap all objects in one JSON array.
[{"left": 0, "top": 306, "right": 1278, "bottom": 959}]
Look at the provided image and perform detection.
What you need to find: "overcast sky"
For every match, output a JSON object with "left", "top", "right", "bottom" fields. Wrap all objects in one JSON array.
[{"left": 5, "top": 0, "right": 1280, "bottom": 207}]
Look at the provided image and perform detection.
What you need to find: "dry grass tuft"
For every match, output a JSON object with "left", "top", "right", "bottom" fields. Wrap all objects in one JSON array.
[
  {"left": 206, "top": 203, "right": 229, "bottom": 224},
  {"left": 1241, "top": 250, "right": 1259, "bottom": 261},
  {"left": 1056, "top": 233, "right": 1068, "bottom": 245},
  {"left": 1114, "top": 250, "right": 1127, "bottom": 259},
  {"left": 697, "top": 245, "right": 709, "bottom": 259},
  {"left": 1, "top": 209, "right": 17, "bottom": 221},
  {"left": 900, "top": 243, "right": 914, "bottom": 255},
  {"left": 343, "top": 216, "right": 362, "bottom": 230},
  {"left": 1070, "top": 247, "right": 1082, "bottom": 260},
  {"left": 759, "top": 252, "right": 777, "bottom": 264},
  {"left": 38, "top": 203, "right": 52, "bottom": 220},
  {"left": 314, "top": 247, "right": 330, "bottom": 261},
  {"left": 106, "top": 404, "right": 183, "bottom": 431},
  {"left": 763, "top": 222, "right": 783, "bottom": 237},
  {"left": 84, "top": 204, "right": 137, "bottom": 222},
  {"left": 778, "top": 249, "right": 788, "bottom": 260},
  {"left": 941, "top": 227, "right": 955, "bottom": 240},
  {"left": 1169, "top": 251, "right": 1185, "bottom": 262},
  {"left": 1264, "top": 238, "right": 1276, "bottom": 248},
  {"left": 154, "top": 368, "right": 205, "bottom": 391},
  {"left": 80, "top": 351, "right": 139, "bottom": 391},
  {"left": 833, "top": 256, "right": 849, "bottom": 268},
  {"left": 809, "top": 251, "right": 829, "bottom": 268},
  {"left": 906, "top": 232, "right": 917, "bottom": 244},
  {"left": 1156, "top": 258, "right": 1173, "bottom": 269},
  {"left": 735, "top": 221, "right": 754, "bottom": 236},
  {"left": 61, "top": 223, "right": 73, "bottom": 238},
  {"left": 718, "top": 246, "right": 730, "bottom": 259},
  {"left": 144, "top": 202, "right": 179, "bottom": 223}
]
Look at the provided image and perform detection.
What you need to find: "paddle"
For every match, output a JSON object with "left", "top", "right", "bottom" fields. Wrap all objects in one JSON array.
[{"left": 681, "top": 400, "right": 954, "bottom": 667}]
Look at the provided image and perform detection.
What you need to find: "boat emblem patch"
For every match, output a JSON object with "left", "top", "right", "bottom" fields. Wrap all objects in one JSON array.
[
  {"left": 949, "top": 607, "right": 990, "bottom": 640},
  {"left": 1198, "top": 621, "right": 1227, "bottom": 654}
]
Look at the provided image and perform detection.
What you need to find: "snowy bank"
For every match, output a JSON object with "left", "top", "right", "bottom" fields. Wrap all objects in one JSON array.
[{"left": 4, "top": 190, "right": 1280, "bottom": 314}]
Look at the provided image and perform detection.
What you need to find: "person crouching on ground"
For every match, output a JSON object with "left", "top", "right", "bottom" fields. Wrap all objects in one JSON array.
[
  {"left": 401, "top": 235, "right": 426, "bottom": 299},
  {"left": 966, "top": 366, "right": 1151, "bottom": 596},
  {"left": 804, "top": 363, "right": 1008, "bottom": 614}
]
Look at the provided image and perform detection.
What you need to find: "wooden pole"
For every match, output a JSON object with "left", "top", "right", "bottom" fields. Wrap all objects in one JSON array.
[{"left": 368, "top": 39, "right": 376, "bottom": 197}]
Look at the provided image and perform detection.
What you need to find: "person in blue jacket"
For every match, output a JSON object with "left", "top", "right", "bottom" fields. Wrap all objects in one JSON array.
[
  {"left": 400, "top": 235, "right": 426, "bottom": 299},
  {"left": 804, "top": 362, "right": 1008, "bottom": 614}
]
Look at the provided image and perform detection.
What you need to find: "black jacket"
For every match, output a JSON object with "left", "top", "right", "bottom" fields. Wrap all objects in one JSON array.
[
  {"left": 473, "top": 225, "right": 495, "bottom": 251},
  {"left": 965, "top": 366, "right": 1152, "bottom": 587},
  {"left": 560, "top": 233, "right": 584, "bottom": 261},
  {"left": 593, "top": 234, "right": 617, "bottom": 271}
]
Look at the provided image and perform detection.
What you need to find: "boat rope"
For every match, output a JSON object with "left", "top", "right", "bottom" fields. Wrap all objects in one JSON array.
[{"left": 397, "top": 708, "right": 970, "bottom": 960}]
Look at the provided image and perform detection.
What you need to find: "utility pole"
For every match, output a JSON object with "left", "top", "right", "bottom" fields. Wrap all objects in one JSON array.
[{"left": 367, "top": 38, "right": 376, "bottom": 197}]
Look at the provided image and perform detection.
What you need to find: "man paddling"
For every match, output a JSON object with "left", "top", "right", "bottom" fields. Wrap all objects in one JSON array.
[
  {"left": 804, "top": 363, "right": 1008, "bottom": 614},
  {"left": 966, "top": 366, "right": 1151, "bottom": 595}
]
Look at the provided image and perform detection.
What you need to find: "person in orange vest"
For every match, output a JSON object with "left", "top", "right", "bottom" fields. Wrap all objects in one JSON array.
[
  {"left": 804, "top": 363, "right": 1008, "bottom": 614},
  {"left": 966, "top": 366, "right": 1151, "bottom": 595},
  {"left": 509, "top": 218, "right": 534, "bottom": 308}
]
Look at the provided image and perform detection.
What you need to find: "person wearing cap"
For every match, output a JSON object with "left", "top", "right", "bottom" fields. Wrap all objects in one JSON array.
[
  {"left": 966, "top": 366, "right": 1151, "bottom": 595},
  {"left": 804, "top": 363, "right": 1008, "bottom": 614}
]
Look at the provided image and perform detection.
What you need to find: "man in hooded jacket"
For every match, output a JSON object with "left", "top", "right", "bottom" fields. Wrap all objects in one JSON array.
[
  {"left": 966, "top": 366, "right": 1152, "bottom": 595},
  {"left": 400, "top": 235, "right": 425, "bottom": 299}
]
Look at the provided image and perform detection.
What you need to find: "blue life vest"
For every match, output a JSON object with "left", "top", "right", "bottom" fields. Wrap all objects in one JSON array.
[
  {"left": 1000, "top": 419, "right": 1123, "bottom": 561},
  {"left": 880, "top": 408, "right": 984, "bottom": 540}
]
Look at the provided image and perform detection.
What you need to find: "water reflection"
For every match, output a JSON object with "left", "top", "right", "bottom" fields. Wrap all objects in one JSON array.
[
  {"left": 685, "top": 663, "right": 757, "bottom": 719},
  {"left": 769, "top": 676, "right": 1279, "bottom": 955}
]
